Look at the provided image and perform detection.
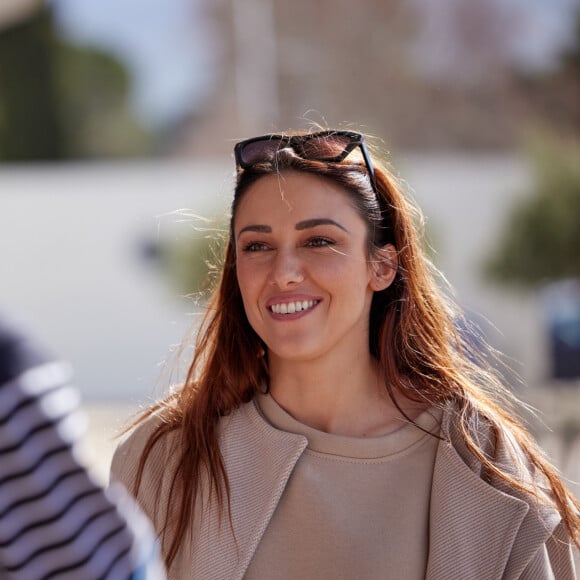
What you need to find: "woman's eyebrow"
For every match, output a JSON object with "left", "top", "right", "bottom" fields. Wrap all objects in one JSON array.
[
  {"left": 295, "top": 218, "right": 348, "bottom": 232},
  {"left": 237, "top": 224, "right": 271, "bottom": 239}
]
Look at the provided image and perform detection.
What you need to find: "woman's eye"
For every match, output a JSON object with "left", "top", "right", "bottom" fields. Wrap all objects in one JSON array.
[
  {"left": 306, "top": 237, "right": 334, "bottom": 248},
  {"left": 242, "top": 241, "right": 270, "bottom": 252}
]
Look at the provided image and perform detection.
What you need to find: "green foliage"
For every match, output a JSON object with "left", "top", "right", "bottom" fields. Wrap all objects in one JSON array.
[
  {"left": 485, "top": 136, "right": 580, "bottom": 287},
  {"left": 54, "top": 40, "right": 152, "bottom": 158},
  {"left": 0, "top": 7, "right": 64, "bottom": 160},
  {"left": 0, "top": 5, "right": 151, "bottom": 160},
  {"left": 162, "top": 216, "right": 229, "bottom": 297},
  {"left": 560, "top": 9, "right": 580, "bottom": 72}
]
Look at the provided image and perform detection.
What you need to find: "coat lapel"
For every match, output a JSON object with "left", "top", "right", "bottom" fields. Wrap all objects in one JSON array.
[
  {"left": 187, "top": 401, "right": 307, "bottom": 580},
  {"left": 426, "top": 413, "right": 561, "bottom": 580},
  {"left": 426, "top": 438, "right": 530, "bottom": 580}
]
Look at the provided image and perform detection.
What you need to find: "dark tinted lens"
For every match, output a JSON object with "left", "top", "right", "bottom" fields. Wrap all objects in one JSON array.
[
  {"left": 239, "top": 138, "right": 284, "bottom": 166},
  {"left": 237, "top": 132, "right": 361, "bottom": 166},
  {"left": 299, "top": 133, "right": 355, "bottom": 161}
]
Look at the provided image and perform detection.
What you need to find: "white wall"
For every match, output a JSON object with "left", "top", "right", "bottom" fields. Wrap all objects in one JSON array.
[
  {"left": 0, "top": 155, "right": 548, "bottom": 402},
  {"left": 1, "top": 160, "right": 232, "bottom": 401},
  {"left": 400, "top": 152, "right": 547, "bottom": 386}
]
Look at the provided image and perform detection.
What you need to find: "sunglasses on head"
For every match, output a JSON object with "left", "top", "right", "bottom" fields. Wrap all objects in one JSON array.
[{"left": 234, "top": 130, "right": 377, "bottom": 194}]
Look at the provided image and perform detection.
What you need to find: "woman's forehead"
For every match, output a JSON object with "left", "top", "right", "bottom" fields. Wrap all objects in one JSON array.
[
  {"left": 236, "top": 171, "right": 353, "bottom": 214},
  {"left": 233, "top": 172, "right": 363, "bottom": 228}
]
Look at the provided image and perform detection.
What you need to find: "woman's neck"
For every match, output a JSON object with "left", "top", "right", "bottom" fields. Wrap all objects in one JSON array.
[{"left": 267, "top": 352, "right": 424, "bottom": 437}]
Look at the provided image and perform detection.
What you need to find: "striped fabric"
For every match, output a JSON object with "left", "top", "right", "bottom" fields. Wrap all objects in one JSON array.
[{"left": 0, "top": 323, "right": 165, "bottom": 580}]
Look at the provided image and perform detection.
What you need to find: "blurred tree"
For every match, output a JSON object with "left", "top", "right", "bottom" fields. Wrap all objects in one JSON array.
[
  {"left": 518, "top": 8, "right": 580, "bottom": 138},
  {"left": 166, "top": 229, "right": 226, "bottom": 297},
  {"left": 0, "top": 5, "right": 151, "bottom": 160},
  {"left": 143, "top": 215, "right": 229, "bottom": 298},
  {"left": 0, "top": 6, "right": 64, "bottom": 160},
  {"left": 487, "top": 12, "right": 580, "bottom": 287},
  {"left": 561, "top": 9, "right": 580, "bottom": 72},
  {"left": 55, "top": 40, "right": 151, "bottom": 158},
  {"left": 484, "top": 136, "right": 580, "bottom": 286}
]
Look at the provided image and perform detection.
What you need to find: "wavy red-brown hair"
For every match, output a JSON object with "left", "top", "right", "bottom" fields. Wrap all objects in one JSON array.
[{"left": 132, "top": 136, "right": 580, "bottom": 568}]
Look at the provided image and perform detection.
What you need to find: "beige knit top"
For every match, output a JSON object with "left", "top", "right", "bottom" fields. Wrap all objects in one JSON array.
[{"left": 244, "top": 393, "right": 442, "bottom": 580}]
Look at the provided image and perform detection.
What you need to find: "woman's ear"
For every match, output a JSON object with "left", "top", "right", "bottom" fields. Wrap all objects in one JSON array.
[{"left": 369, "top": 244, "right": 398, "bottom": 291}]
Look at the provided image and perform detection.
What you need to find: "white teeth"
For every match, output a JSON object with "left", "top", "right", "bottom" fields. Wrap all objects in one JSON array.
[{"left": 270, "top": 300, "right": 318, "bottom": 314}]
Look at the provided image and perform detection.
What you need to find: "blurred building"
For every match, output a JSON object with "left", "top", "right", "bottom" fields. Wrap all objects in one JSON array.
[{"left": 173, "top": 0, "right": 551, "bottom": 156}]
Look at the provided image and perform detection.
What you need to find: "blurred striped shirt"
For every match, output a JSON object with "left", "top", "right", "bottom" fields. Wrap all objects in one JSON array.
[{"left": 0, "top": 323, "right": 165, "bottom": 580}]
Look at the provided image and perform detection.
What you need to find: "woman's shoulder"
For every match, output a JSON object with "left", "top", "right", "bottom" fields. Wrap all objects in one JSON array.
[
  {"left": 438, "top": 403, "right": 577, "bottom": 578},
  {"left": 110, "top": 407, "right": 180, "bottom": 505},
  {"left": 110, "top": 399, "right": 257, "bottom": 488},
  {"left": 440, "top": 402, "right": 552, "bottom": 499},
  {"left": 109, "top": 405, "right": 184, "bottom": 532}
]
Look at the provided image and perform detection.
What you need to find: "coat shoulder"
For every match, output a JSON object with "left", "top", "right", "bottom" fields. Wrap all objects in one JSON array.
[
  {"left": 437, "top": 404, "right": 576, "bottom": 579},
  {"left": 441, "top": 404, "right": 547, "bottom": 491},
  {"left": 110, "top": 409, "right": 180, "bottom": 529}
]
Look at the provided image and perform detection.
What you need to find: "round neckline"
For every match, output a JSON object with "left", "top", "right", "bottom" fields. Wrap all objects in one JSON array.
[{"left": 255, "top": 392, "right": 442, "bottom": 460}]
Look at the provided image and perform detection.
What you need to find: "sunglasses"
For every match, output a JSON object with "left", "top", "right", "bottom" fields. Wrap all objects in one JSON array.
[{"left": 234, "top": 130, "right": 377, "bottom": 194}]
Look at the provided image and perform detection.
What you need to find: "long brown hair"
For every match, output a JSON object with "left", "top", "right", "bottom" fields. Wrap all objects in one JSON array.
[{"left": 134, "top": 135, "right": 580, "bottom": 567}]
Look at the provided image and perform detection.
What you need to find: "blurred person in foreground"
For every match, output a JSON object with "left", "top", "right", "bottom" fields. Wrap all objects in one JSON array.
[
  {"left": 0, "top": 316, "right": 166, "bottom": 579},
  {"left": 111, "top": 130, "right": 579, "bottom": 579}
]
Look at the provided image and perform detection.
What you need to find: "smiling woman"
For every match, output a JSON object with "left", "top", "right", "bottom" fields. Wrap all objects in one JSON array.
[{"left": 110, "top": 130, "right": 580, "bottom": 580}]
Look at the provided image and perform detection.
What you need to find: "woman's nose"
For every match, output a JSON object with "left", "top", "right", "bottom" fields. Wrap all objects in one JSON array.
[{"left": 270, "top": 248, "right": 304, "bottom": 288}]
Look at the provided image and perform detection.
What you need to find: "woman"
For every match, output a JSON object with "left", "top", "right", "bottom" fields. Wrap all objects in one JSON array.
[{"left": 111, "top": 130, "right": 579, "bottom": 579}]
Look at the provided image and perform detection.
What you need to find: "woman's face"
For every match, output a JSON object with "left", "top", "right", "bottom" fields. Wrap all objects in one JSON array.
[{"left": 234, "top": 171, "right": 394, "bottom": 364}]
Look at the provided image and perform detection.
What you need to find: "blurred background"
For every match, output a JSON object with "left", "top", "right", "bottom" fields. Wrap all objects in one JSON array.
[{"left": 1, "top": 0, "right": 579, "bottom": 496}]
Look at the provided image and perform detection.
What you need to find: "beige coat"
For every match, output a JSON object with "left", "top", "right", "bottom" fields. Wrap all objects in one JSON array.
[{"left": 111, "top": 400, "right": 577, "bottom": 580}]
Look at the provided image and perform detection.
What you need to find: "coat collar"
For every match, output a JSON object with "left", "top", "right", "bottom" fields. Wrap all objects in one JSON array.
[{"left": 184, "top": 401, "right": 561, "bottom": 580}]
